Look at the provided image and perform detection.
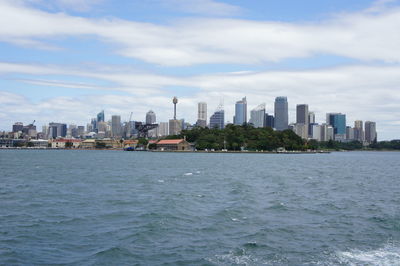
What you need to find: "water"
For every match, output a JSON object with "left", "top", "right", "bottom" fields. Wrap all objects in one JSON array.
[{"left": 1, "top": 150, "right": 400, "bottom": 265}]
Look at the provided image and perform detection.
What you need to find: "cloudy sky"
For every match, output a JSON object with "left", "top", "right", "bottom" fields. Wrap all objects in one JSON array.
[{"left": 0, "top": 0, "right": 399, "bottom": 139}]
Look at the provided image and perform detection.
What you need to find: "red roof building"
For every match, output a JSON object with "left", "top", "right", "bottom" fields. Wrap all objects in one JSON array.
[{"left": 156, "top": 139, "right": 190, "bottom": 151}]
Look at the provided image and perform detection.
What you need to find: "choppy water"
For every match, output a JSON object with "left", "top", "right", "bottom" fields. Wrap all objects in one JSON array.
[{"left": 1, "top": 150, "right": 400, "bottom": 265}]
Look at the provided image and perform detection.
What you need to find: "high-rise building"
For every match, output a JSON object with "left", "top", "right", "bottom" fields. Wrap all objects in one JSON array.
[
  {"left": 48, "top": 123, "right": 67, "bottom": 139},
  {"left": 326, "top": 113, "right": 346, "bottom": 140},
  {"left": 274, "top": 96, "right": 288, "bottom": 131},
  {"left": 210, "top": 109, "right": 225, "bottom": 129},
  {"left": 234, "top": 97, "right": 247, "bottom": 125},
  {"left": 111, "top": 115, "right": 122, "bottom": 138},
  {"left": 365, "top": 121, "right": 377, "bottom": 143},
  {"left": 311, "top": 124, "right": 321, "bottom": 141},
  {"left": 308, "top": 112, "right": 315, "bottom": 124},
  {"left": 157, "top": 122, "right": 169, "bottom": 137},
  {"left": 97, "top": 110, "right": 105, "bottom": 123},
  {"left": 77, "top": 126, "right": 85, "bottom": 137},
  {"left": 196, "top": 102, "right": 207, "bottom": 128},
  {"left": 320, "top": 123, "right": 334, "bottom": 141},
  {"left": 346, "top": 126, "right": 355, "bottom": 140},
  {"left": 12, "top": 122, "right": 24, "bottom": 132},
  {"left": 146, "top": 110, "right": 156, "bottom": 124},
  {"left": 169, "top": 119, "right": 182, "bottom": 135},
  {"left": 249, "top": 103, "right": 265, "bottom": 128},
  {"left": 265, "top": 114, "right": 275, "bottom": 128},
  {"left": 296, "top": 104, "right": 309, "bottom": 125},
  {"left": 308, "top": 112, "right": 315, "bottom": 137},
  {"left": 292, "top": 123, "right": 308, "bottom": 139},
  {"left": 354, "top": 120, "right": 364, "bottom": 142}
]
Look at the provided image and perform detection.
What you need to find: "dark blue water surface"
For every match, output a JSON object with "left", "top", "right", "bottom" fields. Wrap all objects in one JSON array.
[{"left": 1, "top": 150, "right": 400, "bottom": 265}]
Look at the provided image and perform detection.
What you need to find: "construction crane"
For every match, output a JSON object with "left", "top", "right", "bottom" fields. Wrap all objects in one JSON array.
[{"left": 124, "top": 112, "right": 133, "bottom": 138}]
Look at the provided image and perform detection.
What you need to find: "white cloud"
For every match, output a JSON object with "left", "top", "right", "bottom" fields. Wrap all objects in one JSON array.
[{"left": 1, "top": 1, "right": 400, "bottom": 65}]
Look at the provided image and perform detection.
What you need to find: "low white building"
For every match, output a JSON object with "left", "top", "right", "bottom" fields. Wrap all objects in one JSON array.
[{"left": 51, "top": 139, "right": 81, "bottom": 149}]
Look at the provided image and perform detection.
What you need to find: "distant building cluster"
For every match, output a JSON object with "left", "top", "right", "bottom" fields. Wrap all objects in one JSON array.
[{"left": 0, "top": 96, "right": 377, "bottom": 148}]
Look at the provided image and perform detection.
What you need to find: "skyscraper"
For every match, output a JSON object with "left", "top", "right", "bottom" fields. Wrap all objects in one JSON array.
[
  {"left": 197, "top": 102, "right": 207, "bottom": 128},
  {"left": 210, "top": 108, "right": 225, "bottom": 129},
  {"left": 274, "top": 96, "right": 288, "bottom": 131},
  {"left": 12, "top": 122, "right": 24, "bottom": 132},
  {"left": 365, "top": 121, "right": 377, "bottom": 143},
  {"left": 157, "top": 122, "right": 169, "bottom": 137},
  {"left": 97, "top": 110, "right": 105, "bottom": 123},
  {"left": 48, "top": 122, "right": 67, "bottom": 139},
  {"left": 234, "top": 97, "right": 247, "bottom": 125},
  {"left": 354, "top": 120, "right": 364, "bottom": 142},
  {"left": 265, "top": 114, "right": 275, "bottom": 128},
  {"left": 326, "top": 113, "right": 346, "bottom": 140},
  {"left": 296, "top": 104, "right": 309, "bottom": 125},
  {"left": 308, "top": 112, "right": 315, "bottom": 137},
  {"left": 146, "top": 110, "right": 156, "bottom": 124},
  {"left": 111, "top": 115, "right": 122, "bottom": 138},
  {"left": 249, "top": 103, "right": 265, "bottom": 128}
]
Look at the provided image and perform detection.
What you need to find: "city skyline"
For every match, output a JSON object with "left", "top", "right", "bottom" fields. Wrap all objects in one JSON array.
[
  {"left": 2, "top": 94, "right": 378, "bottom": 144},
  {"left": 0, "top": 0, "right": 399, "bottom": 140}
]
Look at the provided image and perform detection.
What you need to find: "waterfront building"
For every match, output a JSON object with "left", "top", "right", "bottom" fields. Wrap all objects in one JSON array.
[
  {"left": 249, "top": 103, "right": 265, "bottom": 128},
  {"left": 156, "top": 139, "right": 191, "bottom": 151},
  {"left": 146, "top": 110, "right": 156, "bottom": 124},
  {"left": 265, "top": 114, "right": 275, "bottom": 128},
  {"left": 111, "top": 115, "right": 122, "bottom": 138},
  {"left": 274, "top": 96, "right": 288, "bottom": 131},
  {"left": 354, "top": 120, "right": 364, "bottom": 142},
  {"left": 196, "top": 102, "right": 207, "bottom": 128},
  {"left": 210, "top": 109, "right": 225, "bottom": 129},
  {"left": 48, "top": 123, "right": 67, "bottom": 139},
  {"left": 326, "top": 113, "right": 346, "bottom": 140},
  {"left": 233, "top": 97, "right": 247, "bottom": 125},
  {"left": 365, "top": 121, "right": 377, "bottom": 143},
  {"left": 51, "top": 139, "right": 82, "bottom": 149}
]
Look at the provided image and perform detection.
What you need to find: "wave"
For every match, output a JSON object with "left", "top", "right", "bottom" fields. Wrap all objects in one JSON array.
[{"left": 333, "top": 242, "right": 400, "bottom": 265}]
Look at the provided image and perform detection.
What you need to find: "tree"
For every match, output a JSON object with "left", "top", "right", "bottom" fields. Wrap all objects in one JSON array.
[
  {"left": 96, "top": 142, "right": 106, "bottom": 149},
  {"left": 65, "top": 141, "right": 73, "bottom": 149}
]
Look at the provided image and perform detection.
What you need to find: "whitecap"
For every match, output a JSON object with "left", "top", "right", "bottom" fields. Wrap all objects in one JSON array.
[
  {"left": 184, "top": 173, "right": 193, "bottom": 176},
  {"left": 335, "top": 243, "right": 400, "bottom": 265},
  {"left": 231, "top": 218, "right": 239, "bottom": 222},
  {"left": 208, "top": 249, "right": 260, "bottom": 265},
  {"left": 158, "top": 179, "right": 164, "bottom": 183}
]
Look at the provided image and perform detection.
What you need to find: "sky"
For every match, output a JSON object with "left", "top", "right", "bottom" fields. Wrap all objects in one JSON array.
[{"left": 0, "top": 0, "right": 400, "bottom": 140}]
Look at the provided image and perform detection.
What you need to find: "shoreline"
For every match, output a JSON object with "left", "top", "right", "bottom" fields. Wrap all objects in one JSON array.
[{"left": 1, "top": 148, "right": 399, "bottom": 153}]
